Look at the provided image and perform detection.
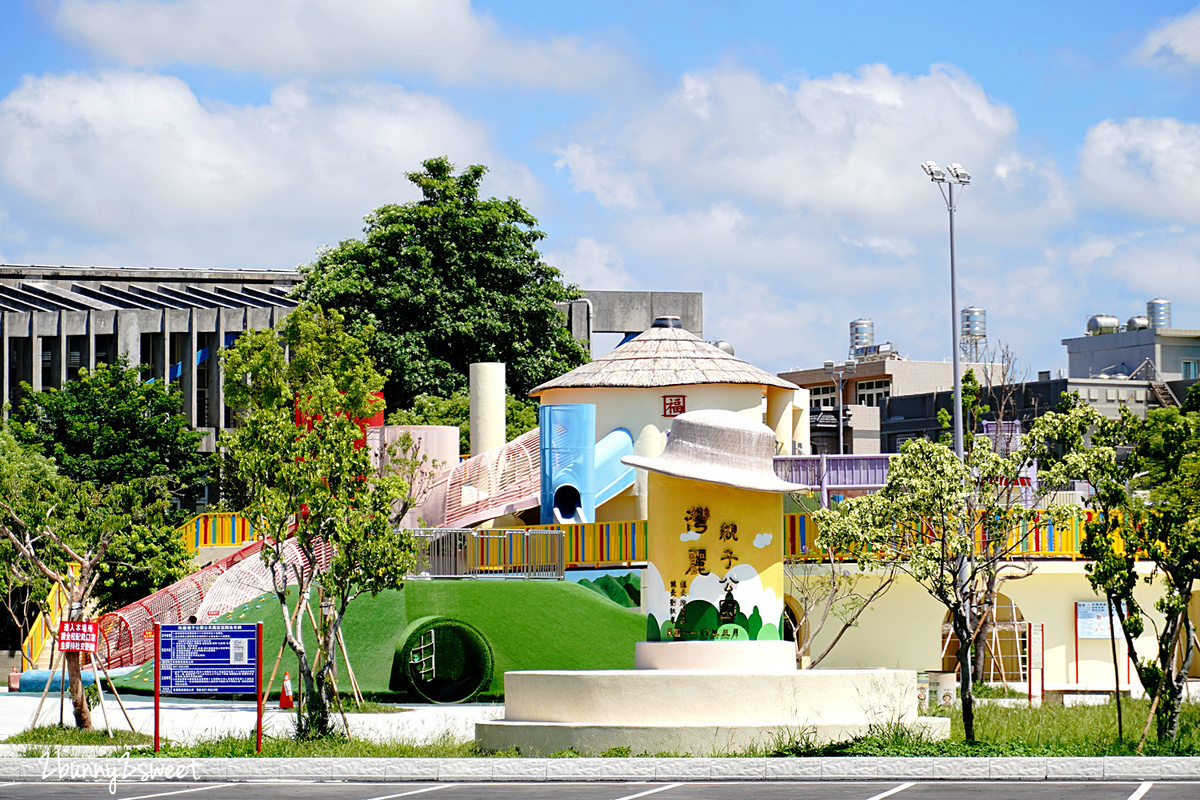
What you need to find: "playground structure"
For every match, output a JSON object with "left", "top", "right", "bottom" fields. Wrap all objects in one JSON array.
[{"left": 14, "top": 316, "right": 1146, "bottom": 700}]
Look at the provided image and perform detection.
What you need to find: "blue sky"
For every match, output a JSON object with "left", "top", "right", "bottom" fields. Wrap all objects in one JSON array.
[{"left": 3, "top": 1, "right": 1200, "bottom": 380}]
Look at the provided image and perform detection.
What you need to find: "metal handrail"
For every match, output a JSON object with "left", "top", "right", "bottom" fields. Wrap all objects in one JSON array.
[{"left": 408, "top": 528, "right": 565, "bottom": 580}]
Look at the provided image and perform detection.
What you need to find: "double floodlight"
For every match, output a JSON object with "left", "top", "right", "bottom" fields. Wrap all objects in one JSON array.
[
  {"left": 922, "top": 160, "right": 970, "bottom": 185},
  {"left": 824, "top": 359, "right": 856, "bottom": 375}
]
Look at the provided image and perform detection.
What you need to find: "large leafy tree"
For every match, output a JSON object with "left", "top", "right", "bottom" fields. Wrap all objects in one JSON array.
[
  {"left": 297, "top": 156, "right": 589, "bottom": 410},
  {"left": 9, "top": 358, "right": 211, "bottom": 523},
  {"left": 222, "top": 305, "right": 421, "bottom": 738},
  {"left": 0, "top": 428, "right": 177, "bottom": 728}
]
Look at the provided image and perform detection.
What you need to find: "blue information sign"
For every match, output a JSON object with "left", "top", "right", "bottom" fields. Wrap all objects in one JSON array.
[{"left": 159, "top": 623, "right": 259, "bottom": 695}]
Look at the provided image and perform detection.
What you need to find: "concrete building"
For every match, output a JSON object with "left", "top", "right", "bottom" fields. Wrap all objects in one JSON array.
[
  {"left": 778, "top": 357, "right": 1002, "bottom": 455},
  {"left": 558, "top": 291, "right": 704, "bottom": 344},
  {"left": 0, "top": 266, "right": 706, "bottom": 450},
  {"left": 877, "top": 375, "right": 1179, "bottom": 453},
  {"left": 0, "top": 265, "right": 299, "bottom": 451}
]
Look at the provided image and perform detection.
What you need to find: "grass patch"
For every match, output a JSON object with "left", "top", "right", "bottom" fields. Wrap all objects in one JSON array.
[
  {"left": 972, "top": 684, "right": 1033, "bottom": 700},
  {"left": 5, "top": 725, "right": 152, "bottom": 746},
  {"left": 768, "top": 699, "right": 1200, "bottom": 757},
  {"left": 130, "top": 730, "right": 477, "bottom": 759},
  {"left": 342, "top": 699, "right": 408, "bottom": 714}
]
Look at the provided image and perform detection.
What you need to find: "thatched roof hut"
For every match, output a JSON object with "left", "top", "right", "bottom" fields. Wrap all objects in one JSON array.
[{"left": 530, "top": 326, "right": 798, "bottom": 396}]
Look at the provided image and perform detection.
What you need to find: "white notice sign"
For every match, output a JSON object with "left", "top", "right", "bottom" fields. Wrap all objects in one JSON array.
[
  {"left": 1029, "top": 623, "right": 1043, "bottom": 669},
  {"left": 1076, "top": 601, "right": 1123, "bottom": 639}
]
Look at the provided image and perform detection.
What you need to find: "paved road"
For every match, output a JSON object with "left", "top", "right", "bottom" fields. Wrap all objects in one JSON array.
[{"left": 0, "top": 781, "right": 1187, "bottom": 800}]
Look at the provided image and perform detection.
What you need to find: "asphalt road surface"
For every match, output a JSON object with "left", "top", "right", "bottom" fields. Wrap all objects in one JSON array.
[{"left": 0, "top": 781, "right": 1188, "bottom": 800}]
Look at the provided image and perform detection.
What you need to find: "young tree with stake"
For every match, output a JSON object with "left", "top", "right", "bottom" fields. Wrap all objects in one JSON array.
[{"left": 221, "top": 305, "right": 421, "bottom": 738}]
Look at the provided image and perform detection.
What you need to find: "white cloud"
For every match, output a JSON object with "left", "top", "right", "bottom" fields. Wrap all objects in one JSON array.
[
  {"left": 54, "top": 0, "right": 626, "bottom": 89},
  {"left": 679, "top": 531, "right": 701, "bottom": 542},
  {"left": 553, "top": 144, "right": 655, "bottom": 211},
  {"left": 543, "top": 237, "right": 636, "bottom": 291},
  {"left": 1079, "top": 118, "right": 1200, "bottom": 224},
  {"left": 0, "top": 71, "right": 536, "bottom": 267},
  {"left": 559, "top": 64, "right": 1066, "bottom": 234},
  {"left": 752, "top": 532, "right": 772, "bottom": 549},
  {"left": 1135, "top": 8, "right": 1200, "bottom": 69},
  {"left": 1068, "top": 233, "right": 1146, "bottom": 267},
  {"left": 1098, "top": 232, "right": 1200, "bottom": 297}
]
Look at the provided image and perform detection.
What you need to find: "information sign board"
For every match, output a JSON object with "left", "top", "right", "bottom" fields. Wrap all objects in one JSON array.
[
  {"left": 154, "top": 622, "right": 262, "bottom": 753},
  {"left": 159, "top": 624, "right": 258, "bottom": 694},
  {"left": 57, "top": 620, "right": 98, "bottom": 653},
  {"left": 1076, "top": 601, "right": 1123, "bottom": 639}
]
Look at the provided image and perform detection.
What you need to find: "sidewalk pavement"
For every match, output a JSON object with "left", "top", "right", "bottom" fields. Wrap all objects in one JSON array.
[{"left": 4, "top": 691, "right": 1200, "bottom": 783}]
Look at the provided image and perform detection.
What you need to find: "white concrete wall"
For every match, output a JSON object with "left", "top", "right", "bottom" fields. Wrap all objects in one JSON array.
[{"left": 789, "top": 561, "right": 1165, "bottom": 688}]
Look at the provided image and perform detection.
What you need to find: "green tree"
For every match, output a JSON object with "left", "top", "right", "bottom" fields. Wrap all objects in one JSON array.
[
  {"left": 817, "top": 414, "right": 1083, "bottom": 743},
  {"left": 938, "top": 368, "right": 989, "bottom": 451},
  {"left": 297, "top": 156, "right": 589, "bottom": 411},
  {"left": 1181, "top": 381, "right": 1200, "bottom": 414},
  {"left": 9, "top": 358, "right": 212, "bottom": 523},
  {"left": 1039, "top": 403, "right": 1200, "bottom": 743},
  {"left": 221, "top": 305, "right": 421, "bottom": 738},
  {"left": 0, "top": 428, "right": 175, "bottom": 729},
  {"left": 387, "top": 390, "right": 540, "bottom": 455}
]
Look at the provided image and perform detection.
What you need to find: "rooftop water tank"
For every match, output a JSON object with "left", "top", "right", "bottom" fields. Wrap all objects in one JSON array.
[
  {"left": 1087, "top": 314, "right": 1120, "bottom": 336},
  {"left": 1147, "top": 298, "right": 1171, "bottom": 329},
  {"left": 961, "top": 306, "right": 986, "bottom": 340},
  {"left": 1127, "top": 315, "right": 1150, "bottom": 331},
  {"left": 849, "top": 318, "right": 874, "bottom": 351}
]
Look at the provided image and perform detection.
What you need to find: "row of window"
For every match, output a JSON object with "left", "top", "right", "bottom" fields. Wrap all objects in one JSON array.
[{"left": 809, "top": 379, "right": 892, "bottom": 408}]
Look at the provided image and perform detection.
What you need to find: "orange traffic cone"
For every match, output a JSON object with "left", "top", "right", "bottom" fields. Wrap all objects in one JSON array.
[{"left": 279, "top": 671, "right": 294, "bottom": 709}]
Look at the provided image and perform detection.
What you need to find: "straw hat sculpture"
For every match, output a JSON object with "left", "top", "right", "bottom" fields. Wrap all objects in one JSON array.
[{"left": 622, "top": 409, "right": 808, "bottom": 493}]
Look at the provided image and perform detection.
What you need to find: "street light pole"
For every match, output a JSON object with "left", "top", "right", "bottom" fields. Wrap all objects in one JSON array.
[
  {"left": 823, "top": 359, "right": 856, "bottom": 455},
  {"left": 921, "top": 161, "right": 971, "bottom": 461}
]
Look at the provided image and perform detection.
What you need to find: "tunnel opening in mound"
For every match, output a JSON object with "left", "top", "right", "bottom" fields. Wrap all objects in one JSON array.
[{"left": 393, "top": 617, "right": 494, "bottom": 704}]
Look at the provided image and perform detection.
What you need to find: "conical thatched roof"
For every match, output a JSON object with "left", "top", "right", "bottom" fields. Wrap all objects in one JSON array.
[{"left": 530, "top": 326, "right": 798, "bottom": 395}]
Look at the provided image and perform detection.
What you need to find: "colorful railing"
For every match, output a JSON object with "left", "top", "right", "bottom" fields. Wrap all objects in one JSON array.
[
  {"left": 178, "top": 512, "right": 256, "bottom": 553},
  {"left": 20, "top": 578, "right": 69, "bottom": 670},
  {"left": 784, "top": 510, "right": 1089, "bottom": 561},
  {"left": 527, "top": 520, "right": 649, "bottom": 568}
]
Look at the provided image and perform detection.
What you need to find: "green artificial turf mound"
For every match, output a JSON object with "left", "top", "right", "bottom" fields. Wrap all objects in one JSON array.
[{"left": 113, "top": 579, "right": 645, "bottom": 702}]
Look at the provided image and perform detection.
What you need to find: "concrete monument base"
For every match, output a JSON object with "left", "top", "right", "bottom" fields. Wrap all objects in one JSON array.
[
  {"left": 634, "top": 641, "right": 796, "bottom": 671},
  {"left": 475, "top": 669, "right": 950, "bottom": 756}
]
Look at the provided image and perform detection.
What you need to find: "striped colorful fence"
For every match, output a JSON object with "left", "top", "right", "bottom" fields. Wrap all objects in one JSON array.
[
  {"left": 784, "top": 512, "right": 817, "bottom": 558},
  {"left": 527, "top": 520, "right": 649, "bottom": 568},
  {"left": 20, "top": 579, "right": 69, "bottom": 670},
  {"left": 784, "top": 510, "right": 1090, "bottom": 561},
  {"left": 178, "top": 512, "right": 256, "bottom": 553}
]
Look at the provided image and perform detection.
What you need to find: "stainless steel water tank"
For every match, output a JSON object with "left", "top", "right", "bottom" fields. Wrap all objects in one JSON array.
[
  {"left": 1126, "top": 315, "right": 1149, "bottom": 331},
  {"left": 961, "top": 306, "right": 986, "bottom": 340},
  {"left": 1147, "top": 298, "right": 1171, "bottom": 329},
  {"left": 849, "top": 318, "right": 874, "bottom": 350},
  {"left": 1087, "top": 314, "right": 1120, "bottom": 335}
]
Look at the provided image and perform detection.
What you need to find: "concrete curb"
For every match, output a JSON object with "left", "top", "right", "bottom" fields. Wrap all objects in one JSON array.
[{"left": 2, "top": 755, "right": 1200, "bottom": 782}]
